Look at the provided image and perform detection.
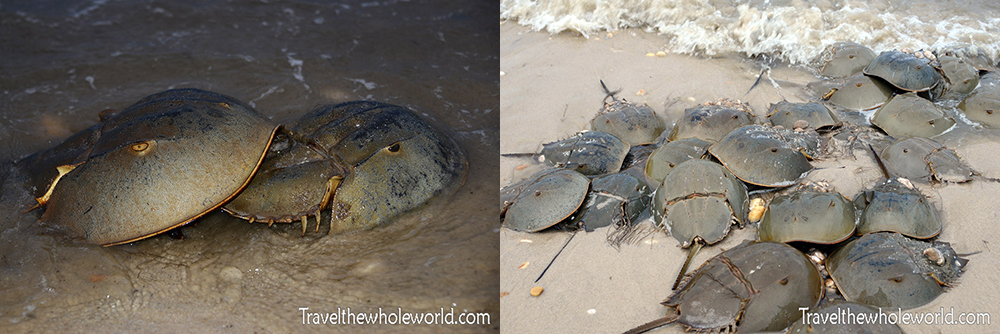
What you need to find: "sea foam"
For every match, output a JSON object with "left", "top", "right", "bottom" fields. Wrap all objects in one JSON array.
[{"left": 501, "top": 0, "right": 1000, "bottom": 65}]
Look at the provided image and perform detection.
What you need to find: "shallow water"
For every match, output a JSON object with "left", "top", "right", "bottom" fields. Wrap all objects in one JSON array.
[{"left": 1, "top": 1, "right": 498, "bottom": 332}]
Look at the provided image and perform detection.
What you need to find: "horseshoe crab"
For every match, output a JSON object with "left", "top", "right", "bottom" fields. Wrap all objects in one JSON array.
[
  {"left": 819, "top": 73, "right": 895, "bottom": 110},
  {"left": 592, "top": 99, "right": 665, "bottom": 146},
  {"left": 937, "top": 55, "right": 980, "bottom": 98},
  {"left": 766, "top": 101, "right": 840, "bottom": 131},
  {"left": 624, "top": 240, "right": 823, "bottom": 334},
  {"left": 937, "top": 43, "right": 995, "bottom": 72},
  {"left": 642, "top": 137, "right": 710, "bottom": 186},
  {"left": 500, "top": 168, "right": 590, "bottom": 233},
  {"left": 817, "top": 42, "right": 877, "bottom": 78},
  {"left": 708, "top": 125, "right": 813, "bottom": 187},
  {"left": 870, "top": 92, "right": 955, "bottom": 138},
  {"left": 864, "top": 51, "right": 943, "bottom": 92},
  {"left": 539, "top": 131, "right": 629, "bottom": 175},
  {"left": 224, "top": 101, "right": 467, "bottom": 234},
  {"left": 827, "top": 232, "right": 967, "bottom": 310},
  {"left": 758, "top": 182, "right": 856, "bottom": 244},
  {"left": 854, "top": 146, "right": 942, "bottom": 239},
  {"left": 775, "top": 125, "right": 825, "bottom": 159},
  {"left": 881, "top": 137, "right": 973, "bottom": 183},
  {"left": 35, "top": 89, "right": 278, "bottom": 246},
  {"left": 958, "top": 80, "right": 1000, "bottom": 127},
  {"left": 666, "top": 99, "right": 755, "bottom": 143},
  {"left": 651, "top": 159, "right": 747, "bottom": 289},
  {"left": 568, "top": 173, "right": 650, "bottom": 230},
  {"left": 788, "top": 300, "right": 903, "bottom": 334}
]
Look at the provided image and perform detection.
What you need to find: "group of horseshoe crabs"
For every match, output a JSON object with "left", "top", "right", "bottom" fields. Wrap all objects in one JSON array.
[
  {"left": 18, "top": 89, "right": 467, "bottom": 246},
  {"left": 503, "top": 41, "right": 991, "bottom": 333}
]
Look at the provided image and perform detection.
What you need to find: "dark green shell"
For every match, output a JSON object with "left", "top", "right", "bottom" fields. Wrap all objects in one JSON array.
[
  {"left": 758, "top": 188, "right": 856, "bottom": 244},
  {"left": 828, "top": 232, "right": 967, "bottom": 310},
  {"left": 853, "top": 178, "right": 941, "bottom": 239},
  {"left": 41, "top": 89, "right": 278, "bottom": 246},
  {"left": 871, "top": 92, "right": 954, "bottom": 138},
  {"left": 592, "top": 100, "right": 665, "bottom": 145},
  {"left": 864, "top": 51, "right": 942, "bottom": 92},
  {"left": 766, "top": 101, "right": 840, "bottom": 131},
  {"left": 938, "top": 55, "right": 980, "bottom": 98},
  {"left": 881, "top": 137, "right": 973, "bottom": 183},
  {"left": 708, "top": 125, "right": 813, "bottom": 187},
  {"left": 652, "top": 159, "right": 747, "bottom": 246},
  {"left": 540, "top": 131, "right": 628, "bottom": 175},
  {"left": 226, "top": 101, "right": 468, "bottom": 234},
  {"left": 819, "top": 42, "right": 877, "bottom": 78},
  {"left": 502, "top": 169, "right": 590, "bottom": 233},
  {"left": 569, "top": 173, "right": 650, "bottom": 230},
  {"left": 642, "top": 137, "right": 710, "bottom": 186},
  {"left": 663, "top": 240, "right": 823, "bottom": 332},
  {"left": 826, "top": 73, "right": 895, "bottom": 110},
  {"left": 667, "top": 101, "right": 755, "bottom": 143},
  {"left": 959, "top": 81, "right": 1000, "bottom": 127}
]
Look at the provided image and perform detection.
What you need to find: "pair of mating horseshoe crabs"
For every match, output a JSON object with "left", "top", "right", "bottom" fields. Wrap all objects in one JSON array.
[{"left": 19, "top": 89, "right": 467, "bottom": 246}]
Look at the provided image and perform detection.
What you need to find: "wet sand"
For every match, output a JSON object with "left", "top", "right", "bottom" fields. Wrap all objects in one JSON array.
[{"left": 500, "top": 23, "right": 1000, "bottom": 333}]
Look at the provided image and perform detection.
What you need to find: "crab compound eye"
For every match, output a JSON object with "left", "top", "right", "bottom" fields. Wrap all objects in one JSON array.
[
  {"left": 386, "top": 142, "right": 401, "bottom": 153},
  {"left": 131, "top": 141, "right": 151, "bottom": 152}
]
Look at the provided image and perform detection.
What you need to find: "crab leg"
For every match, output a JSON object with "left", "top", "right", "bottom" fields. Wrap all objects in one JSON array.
[
  {"left": 315, "top": 209, "right": 322, "bottom": 233},
  {"left": 301, "top": 215, "right": 308, "bottom": 236}
]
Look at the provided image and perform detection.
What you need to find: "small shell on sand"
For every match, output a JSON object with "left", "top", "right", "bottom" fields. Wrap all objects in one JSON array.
[
  {"left": 519, "top": 261, "right": 530, "bottom": 269},
  {"left": 530, "top": 286, "right": 544, "bottom": 297},
  {"left": 748, "top": 198, "right": 766, "bottom": 222},
  {"left": 655, "top": 51, "right": 667, "bottom": 57},
  {"left": 646, "top": 52, "right": 655, "bottom": 57}
]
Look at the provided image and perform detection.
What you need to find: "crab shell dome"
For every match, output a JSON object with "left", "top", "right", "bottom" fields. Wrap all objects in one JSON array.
[{"left": 40, "top": 89, "right": 277, "bottom": 246}]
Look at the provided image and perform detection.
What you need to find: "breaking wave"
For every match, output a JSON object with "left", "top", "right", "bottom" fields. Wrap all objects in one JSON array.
[{"left": 501, "top": 0, "right": 1000, "bottom": 64}]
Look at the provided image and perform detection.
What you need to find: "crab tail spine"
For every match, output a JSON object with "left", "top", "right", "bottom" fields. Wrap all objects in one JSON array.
[
  {"left": 622, "top": 313, "right": 680, "bottom": 334},
  {"left": 868, "top": 144, "right": 890, "bottom": 179},
  {"left": 673, "top": 238, "right": 704, "bottom": 290}
]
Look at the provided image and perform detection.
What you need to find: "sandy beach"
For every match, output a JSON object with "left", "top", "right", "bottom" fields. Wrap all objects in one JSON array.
[{"left": 500, "top": 22, "right": 1000, "bottom": 333}]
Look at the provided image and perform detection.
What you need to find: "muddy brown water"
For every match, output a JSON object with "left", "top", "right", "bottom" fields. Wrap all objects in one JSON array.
[{"left": 0, "top": 1, "right": 499, "bottom": 332}]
